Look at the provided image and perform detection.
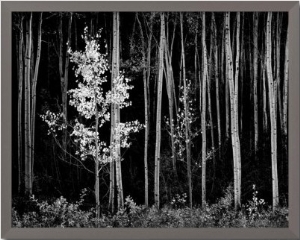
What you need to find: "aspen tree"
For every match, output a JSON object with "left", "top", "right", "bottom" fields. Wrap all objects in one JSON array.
[
  {"left": 201, "top": 12, "right": 208, "bottom": 207},
  {"left": 24, "top": 13, "right": 32, "bottom": 195},
  {"left": 265, "top": 12, "right": 279, "bottom": 209},
  {"left": 225, "top": 12, "right": 241, "bottom": 209},
  {"left": 276, "top": 13, "right": 283, "bottom": 131},
  {"left": 239, "top": 14, "right": 244, "bottom": 135},
  {"left": 208, "top": 15, "right": 216, "bottom": 191},
  {"left": 144, "top": 12, "right": 154, "bottom": 206},
  {"left": 180, "top": 12, "right": 192, "bottom": 208},
  {"left": 112, "top": 12, "right": 124, "bottom": 209},
  {"left": 234, "top": 13, "right": 241, "bottom": 207},
  {"left": 31, "top": 12, "right": 42, "bottom": 181},
  {"left": 164, "top": 16, "right": 178, "bottom": 171},
  {"left": 283, "top": 17, "right": 289, "bottom": 137},
  {"left": 253, "top": 13, "right": 259, "bottom": 156},
  {"left": 212, "top": 14, "right": 221, "bottom": 160},
  {"left": 154, "top": 12, "right": 165, "bottom": 208},
  {"left": 58, "top": 13, "right": 73, "bottom": 155},
  {"left": 136, "top": 13, "right": 149, "bottom": 206},
  {"left": 17, "top": 15, "right": 24, "bottom": 193},
  {"left": 223, "top": 23, "right": 230, "bottom": 141}
]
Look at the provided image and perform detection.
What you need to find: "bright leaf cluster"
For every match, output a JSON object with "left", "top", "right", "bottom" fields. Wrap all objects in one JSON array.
[{"left": 42, "top": 28, "right": 142, "bottom": 164}]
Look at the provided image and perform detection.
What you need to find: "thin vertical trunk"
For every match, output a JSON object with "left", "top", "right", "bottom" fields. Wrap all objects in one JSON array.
[
  {"left": 154, "top": 12, "right": 165, "bottom": 208},
  {"left": 208, "top": 15, "right": 216, "bottom": 195},
  {"left": 94, "top": 91, "right": 100, "bottom": 222},
  {"left": 225, "top": 12, "right": 241, "bottom": 210},
  {"left": 180, "top": 12, "right": 192, "bottom": 208},
  {"left": 283, "top": 17, "right": 289, "bottom": 137},
  {"left": 164, "top": 43, "right": 176, "bottom": 172},
  {"left": 262, "top": 34, "right": 268, "bottom": 132},
  {"left": 234, "top": 13, "right": 241, "bottom": 208},
  {"left": 136, "top": 13, "right": 149, "bottom": 207},
  {"left": 223, "top": 23, "right": 230, "bottom": 141},
  {"left": 31, "top": 12, "right": 42, "bottom": 186},
  {"left": 109, "top": 14, "right": 115, "bottom": 212},
  {"left": 266, "top": 12, "right": 279, "bottom": 209},
  {"left": 212, "top": 14, "right": 221, "bottom": 160},
  {"left": 17, "top": 15, "right": 24, "bottom": 194},
  {"left": 112, "top": 12, "right": 123, "bottom": 210},
  {"left": 253, "top": 13, "right": 259, "bottom": 156},
  {"left": 165, "top": 16, "right": 177, "bottom": 170},
  {"left": 64, "top": 13, "right": 72, "bottom": 149},
  {"left": 195, "top": 18, "right": 198, "bottom": 87},
  {"left": 201, "top": 12, "right": 207, "bottom": 207},
  {"left": 58, "top": 13, "right": 66, "bottom": 155},
  {"left": 276, "top": 13, "right": 283, "bottom": 132},
  {"left": 239, "top": 14, "right": 244, "bottom": 135},
  {"left": 24, "top": 13, "right": 32, "bottom": 195},
  {"left": 109, "top": 84, "right": 115, "bottom": 212}
]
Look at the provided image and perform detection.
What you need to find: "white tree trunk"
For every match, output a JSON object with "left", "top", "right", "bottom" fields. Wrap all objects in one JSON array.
[{"left": 154, "top": 12, "right": 165, "bottom": 208}]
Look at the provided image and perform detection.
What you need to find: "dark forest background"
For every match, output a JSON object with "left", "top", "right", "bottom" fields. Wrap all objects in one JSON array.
[{"left": 12, "top": 12, "right": 288, "bottom": 212}]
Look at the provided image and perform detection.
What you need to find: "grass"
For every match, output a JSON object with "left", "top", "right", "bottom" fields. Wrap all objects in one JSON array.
[{"left": 12, "top": 187, "right": 288, "bottom": 228}]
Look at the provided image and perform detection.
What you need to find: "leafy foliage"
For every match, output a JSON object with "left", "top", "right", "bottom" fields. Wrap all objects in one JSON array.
[
  {"left": 41, "top": 28, "right": 143, "bottom": 164},
  {"left": 13, "top": 185, "right": 288, "bottom": 228}
]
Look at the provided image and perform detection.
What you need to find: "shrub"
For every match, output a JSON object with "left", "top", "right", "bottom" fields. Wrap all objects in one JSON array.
[{"left": 12, "top": 189, "right": 94, "bottom": 228}]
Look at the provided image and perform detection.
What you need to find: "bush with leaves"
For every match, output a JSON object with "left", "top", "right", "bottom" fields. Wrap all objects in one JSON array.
[{"left": 12, "top": 189, "right": 95, "bottom": 228}]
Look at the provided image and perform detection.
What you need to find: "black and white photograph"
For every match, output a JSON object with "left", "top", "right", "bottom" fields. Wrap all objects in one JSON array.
[{"left": 11, "top": 11, "right": 289, "bottom": 228}]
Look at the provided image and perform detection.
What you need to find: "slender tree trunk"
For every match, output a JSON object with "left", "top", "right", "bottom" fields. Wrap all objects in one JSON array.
[
  {"left": 164, "top": 19, "right": 177, "bottom": 171},
  {"left": 253, "top": 13, "right": 259, "bottom": 157},
  {"left": 154, "top": 12, "right": 165, "bottom": 208},
  {"left": 201, "top": 12, "right": 207, "bottom": 207},
  {"left": 30, "top": 12, "right": 42, "bottom": 187},
  {"left": 112, "top": 12, "right": 123, "bottom": 210},
  {"left": 225, "top": 12, "right": 241, "bottom": 210},
  {"left": 266, "top": 12, "right": 279, "bottom": 209},
  {"left": 17, "top": 15, "right": 24, "bottom": 194},
  {"left": 276, "top": 13, "right": 283, "bottom": 132},
  {"left": 109, "top": 15, "right": 115, "bottom": 212},
  {"left": 24, "top": 13, "right": 32, "bottom": 195},
  {"left": 262, "top": 40, "right": 268, "bottom": 132},
  {"left": 208, "top": 15, "right": 216, "bottom": 194},
  {"left": 223, "top": 23, "right": 230, "bottom": 141},
  {"left": 212, "top": 14, "right": 221, "bottom": 160},
  {"left": 109, "top": 85, "right": 115, "bottom": 212},
  {"left": 94, "top": 92, "right": 100, "bottom": 222},
  {"left": 283, "top": 17, "right": 289, "bottom": 137},
  {"left": 234, "top": 13, "right": 241, "bottom": 208},
  {"left": 180, "top": 12, "right": 192, "bottom": 208},
  {"left": 136, "top": 13, "right": 149, "bottom": 207},
  {"left": 239, "top": 14, "right": 244, "bottom": 136}
]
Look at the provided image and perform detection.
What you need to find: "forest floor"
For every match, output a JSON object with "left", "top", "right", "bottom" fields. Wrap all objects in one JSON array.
[{"left": 12, "top": 189, "right": 288, "bottom": 228}]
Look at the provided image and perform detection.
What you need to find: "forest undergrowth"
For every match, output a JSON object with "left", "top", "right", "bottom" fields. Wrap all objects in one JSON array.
[{"left": 12, "top": 185, "right": 288, "bottom": 228}]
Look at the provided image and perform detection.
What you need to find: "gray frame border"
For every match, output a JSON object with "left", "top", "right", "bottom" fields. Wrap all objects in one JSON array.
[{"left": 1, "top": 1, "right": 299, "bottom": 239}]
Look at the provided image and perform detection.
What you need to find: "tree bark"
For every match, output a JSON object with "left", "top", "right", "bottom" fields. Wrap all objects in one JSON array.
[
  {"left": 24, "top": 13, "right": 32, "bottom": 195},
  {"left": 154, "top": 12, "right": 165, "bottom": 208},
  {"left": 17, "top": 15, "right": 24, "bottom": 194},
  {"left": 136, "top": 13, "right": 149, "bottom": 207},
  {"left": 225, "top": 12, "right": 241, "bottom": 210},
  {"left": 265, "top": 12, "right": 279, "bottom": 209},
  {"left": 95, "top": 92, "right": 100, "bottom": 222},
  {"left": 30, "top": 12, "right": 43, "bottom": 187},
  {"left": 283, "top": 16, "right": 289, "bottom": 137},
  {"left": 180, "top": 12, "right": 192, "bottom": 208},
  {"left": 201, "top": 12, "right": 207, "bottom": 207},
  {"left": 253, "top": 13, "right": 259, "bottom": 157},
  {"left": 112, "top": 12, "right": 123, "bottom": 210},
  {"left": 212, "top": 14, "right": 221, "bottom": 160},
  {"left": 276, "top": 13, "right": 283, "bottom": 133}
]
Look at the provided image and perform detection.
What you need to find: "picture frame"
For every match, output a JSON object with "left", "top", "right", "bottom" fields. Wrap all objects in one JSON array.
[{"left": 1, "top": 1, "right": 299, "bottom": 239}]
